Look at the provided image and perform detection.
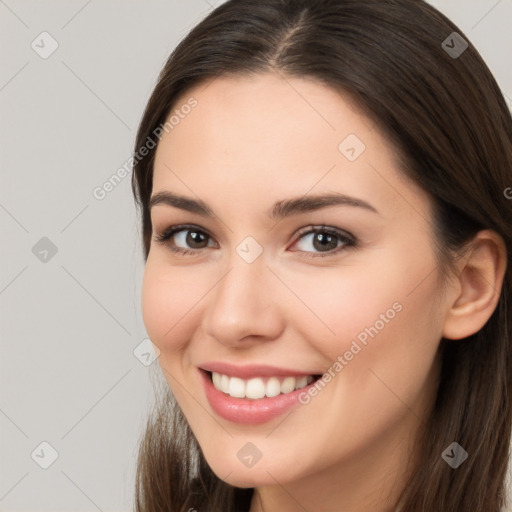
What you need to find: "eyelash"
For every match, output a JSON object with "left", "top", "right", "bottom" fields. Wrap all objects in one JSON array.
[{"left": 154, "top": 224, "right": 357, "bottom": 258}]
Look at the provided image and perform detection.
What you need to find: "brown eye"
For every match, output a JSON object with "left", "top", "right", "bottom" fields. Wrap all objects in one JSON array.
[
  {"left": 184, "top": 230, "right": 209, "bottom": 249},
  {"left": 154, "top": 225, "right": 216, "bottom": 255},
  {"left": 290, "top": 227, "right": 356, "bottom": 258}
]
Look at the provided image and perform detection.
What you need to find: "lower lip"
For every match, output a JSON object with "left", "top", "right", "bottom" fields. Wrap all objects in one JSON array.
[{"left": 200, "top": 369, "right": 315, "bottom": 425}]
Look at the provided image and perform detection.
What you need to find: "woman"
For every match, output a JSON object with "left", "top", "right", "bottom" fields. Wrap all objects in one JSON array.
[{"left": 131, "top": 0, "right": 512, "bottom": 510}]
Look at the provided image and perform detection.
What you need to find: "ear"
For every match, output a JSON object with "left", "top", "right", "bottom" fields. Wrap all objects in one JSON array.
[{"left": 442, "top": 229, "right": 507, "bottom": 340}]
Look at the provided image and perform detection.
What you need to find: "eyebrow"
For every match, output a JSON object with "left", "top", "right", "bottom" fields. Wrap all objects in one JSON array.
[{"left": 149, "top": 191, "right": 379, "bottom": 220}]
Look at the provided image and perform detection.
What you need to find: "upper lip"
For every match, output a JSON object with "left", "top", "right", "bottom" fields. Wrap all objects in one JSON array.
[{"left": 199, "top": 362, "right": 319, "bottom": 379}]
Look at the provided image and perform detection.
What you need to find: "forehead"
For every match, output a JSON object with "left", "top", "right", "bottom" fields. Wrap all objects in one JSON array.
[{"left": 151, "top": 72, "right": 430, "bottom": 222}]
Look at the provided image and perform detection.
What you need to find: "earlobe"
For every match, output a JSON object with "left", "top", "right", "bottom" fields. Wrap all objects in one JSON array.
[{"left": 442, "top": 230, "right": 507, "bottom": 341}]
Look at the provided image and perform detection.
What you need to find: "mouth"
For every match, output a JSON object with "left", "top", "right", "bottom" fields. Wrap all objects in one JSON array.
[
  {"left": 199, "top": 365, "right": 323, "bottom": 424},
  {"left": 208, "top": 371, "right": 319, "bottom": 399}
]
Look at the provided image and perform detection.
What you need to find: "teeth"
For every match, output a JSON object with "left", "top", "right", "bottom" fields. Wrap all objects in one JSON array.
[
  {"left": 211, "top": 372, "right": 314, "bottom": 399},
  {"left": 246, "top": 378, "right": 266, "bottom": 399},
  {"left": 220, "top": 374, "right": 230, "bottom": 394},
  {"left": 295, "top": 376, "right": 308, "bottom": 390},
  {"left": 281, "top": 376, "right": 296, "bottom": 394},
  {"left": 229, "top": 377, "right": 246, "bottom": 398},
  {"left": 266, "top": 377, "right": 281, "bottom": 397}
]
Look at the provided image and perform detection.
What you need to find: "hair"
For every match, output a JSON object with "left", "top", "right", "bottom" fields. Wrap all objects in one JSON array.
[{"left": 131, "top": 0, "right": 512, "bottom": 510}]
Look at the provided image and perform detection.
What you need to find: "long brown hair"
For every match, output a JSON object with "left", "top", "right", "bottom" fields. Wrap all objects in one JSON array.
[{"left": 131, "top": 1, "right": 512, "bottom": 510}]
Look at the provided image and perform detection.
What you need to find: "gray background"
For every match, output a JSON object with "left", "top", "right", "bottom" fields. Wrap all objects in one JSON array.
[{"left": 1, "top": 1, "right": 511, "bottom": 511}]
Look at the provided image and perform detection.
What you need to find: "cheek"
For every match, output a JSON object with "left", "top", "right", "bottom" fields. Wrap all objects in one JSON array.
[
  {"left": 327, "top": 262, "right": 443, "bottom": 430},
  {"left": 277, "top": 261, "right": 408, "bottom": 353},
  {"left": 284, "top": 242, "right": 442, "bottom": 392},
  {"left": 141, "top": 259, "right": 201, "bottom": 354}
]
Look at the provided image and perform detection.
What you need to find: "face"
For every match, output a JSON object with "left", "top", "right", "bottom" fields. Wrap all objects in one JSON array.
[{"left": 142, "top": 72, "right": 447, "bottom": 497}]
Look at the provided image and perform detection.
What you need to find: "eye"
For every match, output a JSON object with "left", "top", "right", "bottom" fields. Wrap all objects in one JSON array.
[
  {"left": 289, "top": 226, "right": 356, "bottom": 258},
  {"left": 154, "top": 224, "right": 357, "bottom": 258},
  {"left": 154, "top": 224, "right": 217, "bottom": 255}
]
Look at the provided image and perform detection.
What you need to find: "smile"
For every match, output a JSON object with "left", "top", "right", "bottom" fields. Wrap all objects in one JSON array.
[
  {"left": 211, "top": 372, "right": 315, "bottom": 399},
  {"left": 199, "top": 365, "right": 322, "bottom": 424}
]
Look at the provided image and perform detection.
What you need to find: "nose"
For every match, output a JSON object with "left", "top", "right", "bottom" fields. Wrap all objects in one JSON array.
[{"left": 202, "top": 255, "right": 285, "bottom": 348}]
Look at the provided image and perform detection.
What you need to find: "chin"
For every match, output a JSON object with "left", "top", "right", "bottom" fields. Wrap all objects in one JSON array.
[
  {"left": 211, "top": 467, "right": 276, "bottom": 488},
  {"left": 202, "top": 449, "right": 304, "bottom": 488}
]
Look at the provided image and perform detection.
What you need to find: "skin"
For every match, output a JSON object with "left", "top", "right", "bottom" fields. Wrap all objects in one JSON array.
[{"left": 141, "top": 72, "right": 506, "bottom": 512}]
